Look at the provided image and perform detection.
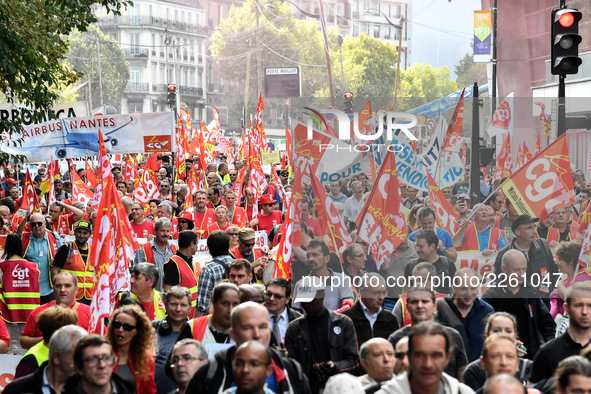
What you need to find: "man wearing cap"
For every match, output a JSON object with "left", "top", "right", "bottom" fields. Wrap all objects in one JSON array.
[
  {"left": 494, "top": 214, "right": 558, "bottom": 302},
  {"left": 173, "top": 211, "right": 195, "bottom": 240},
  {"left": 455, "top": 194, "right": 470, "bottom": 221},
  {"left": 249, "top": 194, "right": 282, "bottom": 235},
  {"left": 48, "top": 201, "right": 84, "bottom": 235},
  {"left": 191, "top": 190, "right": 216, "bottom": 239},
  {"left": 52, "top": 220, "right": 95, "bottom": 305},
  {"left": 285, "top": 279, "right": 360, "bottom": 393},
  {"left": 130, "top": 201, "right": 155, "bottom": 239},
  {"left": 230, "top": 228, "right": 267, "bottom": 270}
]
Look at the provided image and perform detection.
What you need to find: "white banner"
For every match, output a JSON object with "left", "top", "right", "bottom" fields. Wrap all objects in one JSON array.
[{"left": 1, "top": 112, "right": 175, "bottom": 162}]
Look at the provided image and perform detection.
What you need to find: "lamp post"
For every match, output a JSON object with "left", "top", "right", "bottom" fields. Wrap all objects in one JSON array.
[{"left": 364, "top": 8, "right": 404, "bottom": 110}]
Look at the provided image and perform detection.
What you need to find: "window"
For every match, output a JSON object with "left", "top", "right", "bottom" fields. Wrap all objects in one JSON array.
[
  {"left": 130, "top": 67, "right": 140, "bottom": 83},
  {"left": 198, "top": 70, "right": 203, "bottom": 87},
  {"left": 130, "top": 34, "right": 140, "bottom": 54},
  {"left": 160, "top": 67, "right": 165, "bottom": 85},
  {"left": 152, "top": 65, "right": 157, "bottom": 86},
  {"left": 149, "top": 5, "right": 153, "bottom": 23},
  {"left": 190, "top": 70, "right": 195, "bottom": 87},
  {"left": 373, "top": 24, "right": 380, "bottom": 38},
  {"left": 218, "top": 5, "right": 224, "bottom": 24},
  {"left": 353, "top": 24, "right": 360, "bottom": 37},
  {"left": 392, "top": 5, "right": 400, "bottom": 17},
  {"left": 129, "top": 3, "right": 140, "bottom": 25}
]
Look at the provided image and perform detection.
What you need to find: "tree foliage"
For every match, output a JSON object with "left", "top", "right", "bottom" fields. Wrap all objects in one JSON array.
[
  {"left": 0, "top": 0, "right": 130, "bottom": 162},
  {"left": 455, "top": 51, "right": 487, "bottom": 89},
  {"left": 66, "top": 25, "right": 130, "bottom": 110},
  {"left": 397, "top": 63, "right": 458, "bottom": 111}
]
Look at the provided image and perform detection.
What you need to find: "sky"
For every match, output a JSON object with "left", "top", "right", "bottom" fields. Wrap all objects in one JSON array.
[{"left": 409, "top": 0, "right": 481, "bottom": 77}]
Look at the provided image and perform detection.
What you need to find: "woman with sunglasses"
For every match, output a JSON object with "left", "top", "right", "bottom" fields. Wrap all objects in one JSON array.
[
  {"left": 226, "top": 225, "right": 240, "bottom": 249},
  {"left": 248, "top": 194, "right": 282, "bottom": 235},
  {"left": 107, "top": 305, "right": 157, "bottom": 394}
]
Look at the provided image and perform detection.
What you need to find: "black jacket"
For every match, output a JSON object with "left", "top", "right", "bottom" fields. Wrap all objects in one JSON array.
[
  {"left": 61, "top": 371, "right": 136, "bottom": 394},
  {"left": 493, "top": 238, "right": 558, "bottom": 298},
  {"left": 3, "top": 361, "right": 47, "bottom": 394},
  {"left": 284, "top": 309, "right": 360, "bottom": 393},
  {"left": 482, "top": 286, "right": 556, "bottom": 359},
  {"left": 340, "top": 301, "right": 399, "bottom": 346},
  {"left": 185, "top": 345, "right": 311, "bottom": 394}
]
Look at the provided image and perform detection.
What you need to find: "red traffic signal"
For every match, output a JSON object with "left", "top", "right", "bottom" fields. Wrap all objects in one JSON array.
[
  {"left": 344, "top": 92, "right": 353, "bottom": 100},
  {"left": 559, "top": 12, "right": 575, "bottom": 28},
  {"left": 167, "top": 84, "right": 176, "bottom": 107}
]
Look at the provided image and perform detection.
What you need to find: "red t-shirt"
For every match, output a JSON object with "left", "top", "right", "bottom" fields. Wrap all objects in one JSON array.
[
  {"left": 53, "top": 213, "right": 75, "bottom": 235},
  {"left": 0, "top": 319, "right": 9, "bottom": 346},
  {"left": 256, "top": 211, "right": 282, "bottom": 235},
  {"left": 246, "top": 205, "right": 254, "bottom": 222},
  {"left": 21, "top": 300, "right": 102, "bottom": 337},
  {"left": 304, "top": 216, "right": 323, "bottom": 237},
  {"left": 205, "top": 222, "right": 231, "bottom": 238},
  {"left": 131, "top": 219, "right": 155, "bottom": 238},
  {"left": 193, "top": 209, "right": 216, "bottom": 238}
]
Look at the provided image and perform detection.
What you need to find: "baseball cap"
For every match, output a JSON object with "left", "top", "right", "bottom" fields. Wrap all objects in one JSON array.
[
  {"left": 5, "top": 178, "right": 17, "bottom": 185},
  {"left": 75, "top": 220, "right": 92, "bottom": 231},
  {"left": 511, "top": 215, "right": 539, "bottom": 232},
  {"left": 457, "top": 193, "right": 470, "bottom": 201},
  {"left": 294, "top": 277, "right": 326, "bottom": 303},
  {"left": 238, "top": 227, "right": 255, "bottom": 242}
]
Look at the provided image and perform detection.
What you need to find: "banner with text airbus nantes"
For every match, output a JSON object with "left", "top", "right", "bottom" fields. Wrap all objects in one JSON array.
[{"left": 1, "top": 112, "right": 175, "bottom": 162}]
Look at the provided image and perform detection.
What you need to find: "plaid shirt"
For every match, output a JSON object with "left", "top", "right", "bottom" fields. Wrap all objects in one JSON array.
[{"left": 196, "top": 254, "right": 233, "bottom": 315}]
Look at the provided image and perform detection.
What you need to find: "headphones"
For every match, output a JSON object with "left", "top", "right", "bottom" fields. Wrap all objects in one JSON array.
[{"left": 157, "top": 314, "right": 189, "bottom": 336}]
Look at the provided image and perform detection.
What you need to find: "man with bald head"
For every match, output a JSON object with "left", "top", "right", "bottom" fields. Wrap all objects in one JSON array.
[
  {"left": 228, "top": 341, "right": 274, "bottom": 394},
  {"left": 483, "top": 250, "right": 555, "bottom": 360},
  {"left": 359, "top": 338, "right": 395, "bottom": 389},
  {"left": 482, "top": 374, "right": 525, "bottom": 394},
  {"left": 186, "top": 302, "right": 311, "bottom": 393},
  {"left": 436, "top": 268, "right": 494, "bottom": 362},
  {"left": 18, "top": 212, "right": 63, "bottom": 304}
]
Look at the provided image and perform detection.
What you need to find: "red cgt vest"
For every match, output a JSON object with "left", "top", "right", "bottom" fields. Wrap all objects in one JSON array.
[
  {"left": 0, "top": 258, "right": 40, "bottom": 323},
  {"left": 165, "top": 255, "right": 198, "bottom": 315},
  {"left": 458, "top": 224, "right": 502, "bottom": 252}
]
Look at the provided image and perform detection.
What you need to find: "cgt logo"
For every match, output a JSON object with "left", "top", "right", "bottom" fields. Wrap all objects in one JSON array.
[
  {"left": 304, "top": 108, "right": 418, "bottom": 142},
  {"left": 12, "top": 264, "right": 30, "bottom": 280},
  {"left": 143, "top": 135, "right": 172, "bottom": 152}
]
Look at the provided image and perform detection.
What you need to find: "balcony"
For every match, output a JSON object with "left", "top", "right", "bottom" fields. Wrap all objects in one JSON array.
[
  {"left": 125, "top": 83, "right": 149, "bottom": 92},
  {"left": 124, "top": 47, "right": 149, "bottom": 58},
  {"left": 153, "top": 84, "right": 168, "bottom": 93},
  {"left": 96, "top": 16, "right": 208, "bottom": 35},
  {"left": 178, "top": 86, "right": 203, "bottom": 96}
]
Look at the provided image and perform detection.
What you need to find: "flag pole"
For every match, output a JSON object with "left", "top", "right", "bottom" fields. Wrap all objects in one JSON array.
[{"left": 464, "top": 184, "right": 503, "bottom": 222}]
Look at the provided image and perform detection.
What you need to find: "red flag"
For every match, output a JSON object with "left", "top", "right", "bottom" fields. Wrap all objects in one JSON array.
[
  {"left": 92, "top": 131, "right": 113, "bottom": 209},
  {"left": 534, "top": 102, "right": 551, "bottom": 137},
  {"left": 273, "top": 200, "right": 293, "bottom": 280},
  {"left": 20, "top": 169, "right": 40, "bottom": 214},
  {"left": 501, "top": 134, "right": 575, "bottom": 221},
  {"left": 440, "top": 89, "right": 465, "bottom": 156},
  {"left": 271, "top": 165, "right": 288, "bottom": 207},
  {"left": 142, "top": 153, "right": 161, "bottom": 200},
  {"left": 211, "top": 106, "right": 222, "bottom": 137},
  {"left": 124, "top": 154, "right": 137, "bottom": 182},
  {"left": 184, "top": 169, "right": 197, "bottom": 211},
  {"left": 47, "top": 160, "right": 56, "bottom": 208},
  {"left": 355, "top": 149, "right": 407, "bottom": 268},
  {"left": 494, "top": 134, "right": 512, "bottom": 180},
  {"left": 71, "top": 169, "right": 94, "bottom": 207},
  {"left": 310, "top": 174, "right": 352, "bottom": 258},
  {"left": 351, "top": 99, "right": 374, "bottom": 146},
  {"left": 534, "top": 135, "right": 541, "bottom": 156},
  {"left": 255, "top": 93, "right": 268, "bottom": 151},
  {"left": 88, "top": 174, "right": 140, "bottom": 333},
  {"left": 427, "top": 172, "right": 460, "bottom": 236},
  {"left": 523, "top": 143, "right": 533, "bottom": 164},
  {"left": 285, "top": 127, "right": 292, "bottom": 166},
  {"left": 249, "top": 157, "right": 268, "bottom": 217},
  {"left": 85, "top": 157, "right": 97, "bottom": 189},
  {"left": 515, "top": 144, "right": 524, "bottom": 169}
]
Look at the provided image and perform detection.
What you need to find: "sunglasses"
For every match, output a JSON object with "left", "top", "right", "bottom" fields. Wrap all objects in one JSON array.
[
  {"left": 228, "top": 232, "right": 238, "bottom": 236},
  {"left": 395, "top": 352, "right": 406, "bottom": 360},
  {"left": 178, "top": 220, "right": 190, "bottom": 224},
  {"left": 263, "top": 203, "right": 273, "bottom": 207},
  {"left": 30, "top": 222, "right": 44, "bottom": 227},
  {"left": 112, "top": 320, "right": 136, "bottom": 331},
  {"left": 241, "top": 241, "right": 255, "bottom": 247},
  {"left": 264, "top": 291, "right": 285, "bottom": 300}
]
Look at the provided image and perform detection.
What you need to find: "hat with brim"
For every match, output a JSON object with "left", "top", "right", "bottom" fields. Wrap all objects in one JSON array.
[
  {"left": 294, "top": 277, "right": 326, "bottom": 304},
  {"left": 511, "top": 215, "right": 539, "bottom": 232},
  {"left": 75, "top": 220, "right": 92, "bottom": 231},
  {"left": 238, "top": 227, "right": 256, "bottom": 242},
  {"left": 178, "top": 211, "right": 195, "bottom": 224},
  {"left": 259, "top": 194, "right": 276, "bottom": 205}
]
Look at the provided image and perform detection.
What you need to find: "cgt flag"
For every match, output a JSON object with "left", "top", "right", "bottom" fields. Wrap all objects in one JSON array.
[
  {"left": 273, "top": 200, "right": 293, "bottom": 280},
  {"left": 501, "top": 134, "right": 575, "bottom": 222},
  {"left": 493, "top": 134, "right": 512, "bottom": 180},
  {"left": 356, "top": 149, "right": 407, "bottom": 269},
  {"left": 427, "top": 172, "right": 460, "bottom": 236},
  {"left": 19, "top": 169, "right": 40, "bottom": 215}
]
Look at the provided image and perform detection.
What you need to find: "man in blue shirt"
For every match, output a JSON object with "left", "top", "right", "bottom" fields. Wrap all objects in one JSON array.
[{"left": 408, "top": 207, "right": 457, "bottom": 262}]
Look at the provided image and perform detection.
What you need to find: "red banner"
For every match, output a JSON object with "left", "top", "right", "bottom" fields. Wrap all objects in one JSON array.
[
  {"left": 427, "top": 172, "right": 459, "bottom": 236},
  {"left": 142, "top": 153, "right": 161, "bottom": 200},
  {"left": 273, "top": 200, "right": 293, "bottom": 280},
  {"left": 84, "top": 157, "right": 97, "bottom": 189},
  {"left": 71, "top": 168, "right": 94, "bottom": 207},
  {"left": 493, "top": 134, "right": 512, "bottom": 180},
  {"left": 501, "top": 134, "right": 575, "bottom": 221},
  {"left": 356, "top": 149, "right": 407, "bottom": 267},
  {"left": 20, "top": 169, "right": 40, "bottom": 214}
]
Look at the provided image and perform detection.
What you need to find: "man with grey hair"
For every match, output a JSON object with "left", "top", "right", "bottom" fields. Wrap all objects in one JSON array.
[
  {"left": 132, "top": 217, "right": 177, "bottom": 290},
  {"left": 5, "top": 325, "right": 88, "bottom": 394},
  {"left": 158, "top": 200, "right": 178, "bottom": 225},
  {"left": 341, "top": 273, "right": 399, "bottom": 346},
  {"left": 343, "top": 180, "right": 365, "bottom": 230},
  {"left": 359, "top": 338, "right": 396, "bottom": 389},
  {"left": 120, "top": 196, "right": 133, "bottom": 216},
  {"left": 186, "top": 302, "right": 311, "bottom": 393},
  {"left": 167, "top": 339, "right": 208, "bottom": 394},
  {"left": 116, "top": 263, "right": 166, "bottom": 321}
]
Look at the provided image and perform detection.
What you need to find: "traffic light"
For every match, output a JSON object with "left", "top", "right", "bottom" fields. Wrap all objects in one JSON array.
[
  {"left": 551, "top": 8, "right": 582, "bottom": 75},
  {"left": 167, "top": 84, "right": 176, "bottom": 107},
  {"left": 344, "top": 92, "right": 353, "bottom": 115}
]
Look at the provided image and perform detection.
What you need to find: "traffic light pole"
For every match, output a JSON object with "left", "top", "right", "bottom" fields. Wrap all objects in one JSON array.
[
  {"left": 470, "top": 82, "right": 480, "bottom": 207},
  {"left": 557, "top": 74, "right": 566, "bottom": 137}
]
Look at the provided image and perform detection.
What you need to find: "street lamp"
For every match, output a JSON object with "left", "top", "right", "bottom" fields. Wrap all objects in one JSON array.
[{"left": 364, "top": 8, "right": 404, "bottom": 110}]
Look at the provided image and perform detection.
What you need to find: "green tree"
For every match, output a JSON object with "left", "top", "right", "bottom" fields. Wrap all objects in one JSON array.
[
  {"left": 66, "top": 26, "right": 130, "bottom": 110},
  {"left": 455, "top": 51, "right": 487, "bottom": 89},
  {"left": 0, "top": 0, "right": 130, "bottom": 162},
  {"left": 397, "top": 63, "right": 458, "bottom": 111}
]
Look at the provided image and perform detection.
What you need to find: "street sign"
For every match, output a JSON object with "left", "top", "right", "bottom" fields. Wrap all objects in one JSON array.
[
  {"left": 264, "top": 67, "right": 301, "bottom": 98},
  {"left": 325, "top": 106, "right": 336, "bottom": 121}
]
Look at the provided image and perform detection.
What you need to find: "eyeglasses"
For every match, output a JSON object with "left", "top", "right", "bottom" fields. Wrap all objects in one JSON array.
[
  {"left": 394, "top": 352, "right": 406, "bottom": 360},
  {"left": 241, "top": 241, "right": 255, "bottom": 247},
  {"left": 170, "top": 354, "right": 202, "bottom": 367},
  {"left": 230, "top": 173, "right": 237, "bottom": 177},
  {"left": 207, "top": 194, "right": 213, "bottom": 197},
  {"left": 30, "top": 222, "right": 44, "bottom": 227},
  {"left": 112, "top": 320, "right": 136, "bottom": 331},
  {"left": 352, "top": 253, "right": 366, "bottom": 258},
  {"left": 83, "top": 355, "right": 116, "bottom": 367},
  {"left": 161, "top": 185, "right": 170, "bottom": 188},
  {"left": 228, "top": 232, "right": 238, "bottom": 236},
  {"left": 178, "top": 220, "right": 190, "bottom": 224},
  {"left": 264, "top": 291, "right": 285, "bottom": 300}
]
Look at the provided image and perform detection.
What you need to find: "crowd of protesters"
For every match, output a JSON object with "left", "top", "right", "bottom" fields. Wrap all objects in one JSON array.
[{"left": 0, "top": 154, "right": 589, "bottom": 394}]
